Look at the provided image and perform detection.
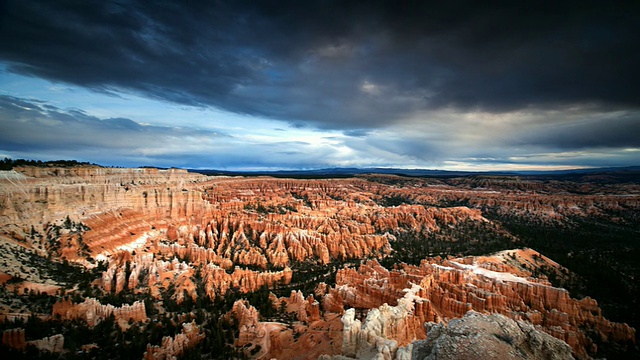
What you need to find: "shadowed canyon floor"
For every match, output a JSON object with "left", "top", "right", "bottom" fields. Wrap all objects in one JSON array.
[{"left": 0, "top": 166, "right": 638, "bottom": 359}]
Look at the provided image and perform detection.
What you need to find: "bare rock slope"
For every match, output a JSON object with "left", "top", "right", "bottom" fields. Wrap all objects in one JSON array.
[{"left": 410, "top": 311, "right": 574, "bottom": 360}]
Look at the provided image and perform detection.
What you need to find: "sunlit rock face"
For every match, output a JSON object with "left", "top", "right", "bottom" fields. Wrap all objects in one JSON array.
[
  {"left": 52, "top": 297, "right": 147, "bottom": 328},
  {"left": 230, "top": 296, "right": 345, "bottom": 360},
  {"left": 1, "top": 167, "right": 638, "bottom": 359},
  {"left": 2, "top": 328, "right": 26, "bottom": 350},
  {"left": 327, "top": 309, "right": 577, "bottom": 360},
  {"left": 326, "top": 251, "right": 635, "bottom": 359},
  {"left": 229, "top": 250, "right": 635, "bottom": 360},
  {"left": 0, "top": 167, "right": 496, "bottom": 301}
]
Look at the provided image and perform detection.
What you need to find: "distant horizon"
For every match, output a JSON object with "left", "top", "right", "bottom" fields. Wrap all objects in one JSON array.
[
  {"left": 3, "top": 156, "right": 639, "bottom": 175},
  {"left": 2, "top": 2, "right": 639, "bottom": 171}
]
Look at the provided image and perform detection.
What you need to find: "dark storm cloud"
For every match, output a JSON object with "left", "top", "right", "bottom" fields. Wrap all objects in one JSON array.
[
  {"left": 1, "top": 1, "right": 639, "bottom": 130},
  {"left": 517, "top": 112, "right": 640, "bottom": 150}
]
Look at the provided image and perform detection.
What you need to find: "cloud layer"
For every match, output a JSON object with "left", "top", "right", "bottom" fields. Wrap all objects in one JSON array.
[
  {"left": 2, "top": 1, "right": 639, "bottom": 128},
  {"left": 0, "top": 95, "right": 362, "bottom": 169},
  {"left": 1, "top": 1, "right": 639, "bottom": 169},
  {"left": 2, "top": 94, "right": 638, "bottom": 170}
]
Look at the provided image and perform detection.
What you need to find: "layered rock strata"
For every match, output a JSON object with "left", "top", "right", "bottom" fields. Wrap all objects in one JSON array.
[
  {"left": 3, "top": 168, "right": 500, "bottom": 303},
  {"left": 324, "top": 250, "right": 635, "bottom": 359},
  {"left": 52, "top": 297, "right": 147, "bottom": 327},
  {"left": 1, "top": 168, "right": 638, "bottom": 359},
  {"left": 231, "top": 249, "right": 634, "bottom": 359},
  {"left": 231, "top": 298, "right": 343, "bottom": 360}
]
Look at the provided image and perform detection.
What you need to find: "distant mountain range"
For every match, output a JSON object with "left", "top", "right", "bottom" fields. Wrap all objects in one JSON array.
[{"left": 188, "top": 165, "right": 640, "bottom": 179}]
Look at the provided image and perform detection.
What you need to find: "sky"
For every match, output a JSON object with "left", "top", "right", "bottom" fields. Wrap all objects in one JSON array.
[{"left": 0, "top": 1, "right": 639, "bottom": 171}]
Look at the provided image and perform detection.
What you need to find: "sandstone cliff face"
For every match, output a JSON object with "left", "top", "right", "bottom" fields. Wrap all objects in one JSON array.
[
  {"left": 2, "top": 169, "right": 638, "bottom": 263},
  {"left": 0, "top": 167, "right": 208, "bottom": 229},
  {"left": 1, "top": 169, "right": 494, "bottom": 267},
  {"left": 364, "top": 174, "right": 640, "bottom": 223},
  {"left": 1, "top": 169, "right": 498, "bottom": 303},
  {"left": 232, "top": 300, "right": 279, "bottom": 359},
  {"left": 4, "top": 167, "right": 636, "bottom": 304},
  {"left": 338, "top": 283, "right": 426, "bottom": 360}
]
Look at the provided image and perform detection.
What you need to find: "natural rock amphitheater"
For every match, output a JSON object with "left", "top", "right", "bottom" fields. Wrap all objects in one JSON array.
[{"left": 0, "top": 165, "right": 638, "bottom": 359}]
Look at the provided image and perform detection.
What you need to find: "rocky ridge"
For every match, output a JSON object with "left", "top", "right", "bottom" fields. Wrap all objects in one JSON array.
[
  {"left": 410, "top": 311, "right": 575, "bottom": 360},
  {"left": 52, "top": 297, "right": 147, "bottom": 328}
]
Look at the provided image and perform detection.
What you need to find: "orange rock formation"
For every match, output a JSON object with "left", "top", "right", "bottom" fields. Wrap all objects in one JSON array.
[
  {"left": 2, "top": 328, "right": 26, "bottom": 350},
  {"left": 228, "top": 250, "right": 635, "bottom": 359},
  {"left": 52, "top": 297, "right": 147, "bottom": 328},
  {"left": 1, "top": 167, "right": 638, "bottom": 359},
  {"left": 143, "top": 321, "right": 204, "bottom": 360},
  {"left": 324, "top": 250, "right": 635, "bottom": 359},
  {"left": 230, "top": 298, "right": 343, "bottom": 360}
]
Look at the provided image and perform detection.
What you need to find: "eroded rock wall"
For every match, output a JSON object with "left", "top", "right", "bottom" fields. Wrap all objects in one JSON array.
[
  {"left": 325, "top": 250, "right": 635, "bottom": 359},
  {"left": 52, "top": 297, "right": 147, "bottom": 327}
]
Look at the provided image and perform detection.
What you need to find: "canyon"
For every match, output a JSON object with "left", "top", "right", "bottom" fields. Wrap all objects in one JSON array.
[
  {"left": 234, "top": 249, "right": 635, "bottom": 359},
  {"left": 0, "top": 166, "right": 638, "bottom": 359}
]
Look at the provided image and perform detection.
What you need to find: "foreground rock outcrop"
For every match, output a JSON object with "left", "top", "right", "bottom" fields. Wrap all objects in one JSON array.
[
  {"left": 320, "top": 310, "right": 575, "bottom": 360},
  {"left": 338, "top": 283, "right": 426, "bottom": 359},
  {"left": 410, "top": 311, "right": 575, "bottom": 360}
]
